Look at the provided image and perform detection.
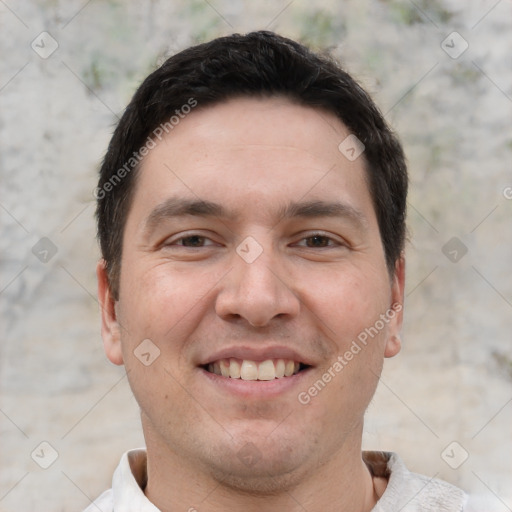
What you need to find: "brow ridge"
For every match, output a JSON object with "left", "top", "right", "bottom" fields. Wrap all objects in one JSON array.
[{"left": 144, "top": 197, "right": 367, "bottom": 233}]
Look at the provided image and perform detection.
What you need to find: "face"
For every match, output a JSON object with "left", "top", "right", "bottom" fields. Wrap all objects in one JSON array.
[{"left": 98, "top": 97, "right": 404, "bottom": 491}]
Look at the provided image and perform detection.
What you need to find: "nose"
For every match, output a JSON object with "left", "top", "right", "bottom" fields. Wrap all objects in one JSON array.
[{"left": 215, "top": 247, "right": 301, "bottom": 327}]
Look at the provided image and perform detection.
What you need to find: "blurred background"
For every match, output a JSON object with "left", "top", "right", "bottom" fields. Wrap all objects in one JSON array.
[{"left": 1, "top": 0, "right": 511, "bottom": 510}]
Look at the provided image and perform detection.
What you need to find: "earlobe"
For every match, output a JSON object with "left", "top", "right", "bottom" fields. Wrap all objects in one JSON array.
[
  {"left": 384, "top": 254, "right": 405, "bottom": 359},
  {"left": 96, "top": 260, "right": 124, "bottom": 365},
  {"left": 384, "top": 334, "right": 401, "bottom": 358}
]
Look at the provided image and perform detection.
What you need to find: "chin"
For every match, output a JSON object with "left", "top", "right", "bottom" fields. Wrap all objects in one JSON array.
[
  {"left": 207, "top": 457, "right": 308, "bottom": 496},
  {"left": 202, "top": 436, "right": 316, "bottom": 495}
]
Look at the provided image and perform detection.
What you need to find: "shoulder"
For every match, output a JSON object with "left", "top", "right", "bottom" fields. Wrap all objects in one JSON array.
[
  {"left": 81, "top": 449, "right": 146, "bottom": 512},
  {"left": 365, "top": 451, "right": 467, "bottom": 512},
  {"left": 82, "top": 448, "right": 157, "bottom": 512},
  {"left": 83, "top": 488, "right": 113, "bottom": 512}
]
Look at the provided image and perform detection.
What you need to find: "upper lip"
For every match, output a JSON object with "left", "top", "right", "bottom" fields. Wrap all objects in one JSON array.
[{"left": 198, "top": 345, "right": 314, "bottom": 367}]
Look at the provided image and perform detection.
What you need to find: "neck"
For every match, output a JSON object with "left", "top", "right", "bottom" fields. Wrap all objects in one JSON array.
[{"left": 143, "top": 424, "right": 379, "bottom": 512}]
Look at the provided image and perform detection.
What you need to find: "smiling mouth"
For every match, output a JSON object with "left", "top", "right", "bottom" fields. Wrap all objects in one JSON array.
[{"left": 203, "top": 358, "right": 311, "bottom": 381}]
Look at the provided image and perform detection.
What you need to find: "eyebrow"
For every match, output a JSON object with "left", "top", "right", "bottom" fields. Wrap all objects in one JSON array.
[
  {"left": 144, "top": 198, "right": 230, "bottom": 233},
  {"left": 278, "top": 200, "right": 367, "bottom": 227},
  {"left": 143, "top": 197, "right": 367, "bottom": 234}
]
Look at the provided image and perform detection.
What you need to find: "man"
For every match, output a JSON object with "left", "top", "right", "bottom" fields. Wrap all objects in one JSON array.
[{"left": 89, "top": 31, "right": 467, "bottom": 511}]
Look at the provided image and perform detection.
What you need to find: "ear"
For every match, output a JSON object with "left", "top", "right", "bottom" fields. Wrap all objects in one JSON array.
[
  {"left": 384, "top": 254, "right": 405, "bottom": 358},
  {"left": 96, "top": 259, "right": 124, "bottom": 365}
]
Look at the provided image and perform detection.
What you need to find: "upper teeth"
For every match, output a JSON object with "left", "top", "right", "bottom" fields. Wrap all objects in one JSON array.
[{"left": 207, "top": 359, "right": 300, "bottom": 380}]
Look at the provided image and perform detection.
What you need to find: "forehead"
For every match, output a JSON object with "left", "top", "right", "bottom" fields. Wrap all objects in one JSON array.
[{"left": 129, "top": 96, "right": 375, "bottom": 227}]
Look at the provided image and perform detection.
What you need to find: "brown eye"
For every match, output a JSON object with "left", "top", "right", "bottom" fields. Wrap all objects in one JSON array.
[
  {"left": 177, "top": 235, "right": 208, "bottom": 247},
  {"left": 304, "top": 235, "right": 332, "bottom": 247}
]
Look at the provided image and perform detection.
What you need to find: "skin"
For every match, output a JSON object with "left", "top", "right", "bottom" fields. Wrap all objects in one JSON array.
[{"left": 97, "top": 96, "right": 405, "bottom": 512}]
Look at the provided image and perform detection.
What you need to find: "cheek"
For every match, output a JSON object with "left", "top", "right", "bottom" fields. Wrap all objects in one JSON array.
[
  {"left": 115, "top": 263, "right": 211, "bottom": 429},
  {"left": 305, "top": 263, "right": 391, "bottom": 342},
  {"left": 116, "top": 260, "right": 222, "bottom": 362}
]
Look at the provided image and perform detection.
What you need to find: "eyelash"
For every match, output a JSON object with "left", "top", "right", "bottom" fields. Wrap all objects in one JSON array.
[
  {"left": 168, "top": 234, "right": 218, "bottom": 247},
  {"left": 294, "top": 233, "right": 343, "bottom": 248},
  {"left": 165, "top": 232, "right": 344, "bottom": 249}
]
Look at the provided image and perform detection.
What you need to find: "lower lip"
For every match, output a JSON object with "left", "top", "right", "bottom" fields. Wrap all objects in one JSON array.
[{"left": 198, "top": 367, "right": 312, "bottom": 399}]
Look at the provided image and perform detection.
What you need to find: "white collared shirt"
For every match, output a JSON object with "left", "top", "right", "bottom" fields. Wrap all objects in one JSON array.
[{"left": 84, "top": 449, "right": 468, "bottom": 511}]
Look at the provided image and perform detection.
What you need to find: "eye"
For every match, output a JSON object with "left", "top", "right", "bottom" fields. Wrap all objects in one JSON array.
[
  {"left": 294, "top": 233, "right": 342, "bottom": 248},
  {"left": 304, "top": 234, "right": 333, "bottom": 248},
  {"left": 165, "top": 234, "right": 219, "bottom": 248}
]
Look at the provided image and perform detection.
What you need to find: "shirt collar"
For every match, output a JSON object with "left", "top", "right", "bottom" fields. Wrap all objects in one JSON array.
[{"left": 112, "top": 449, "right": 160, "bottom": 511}]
